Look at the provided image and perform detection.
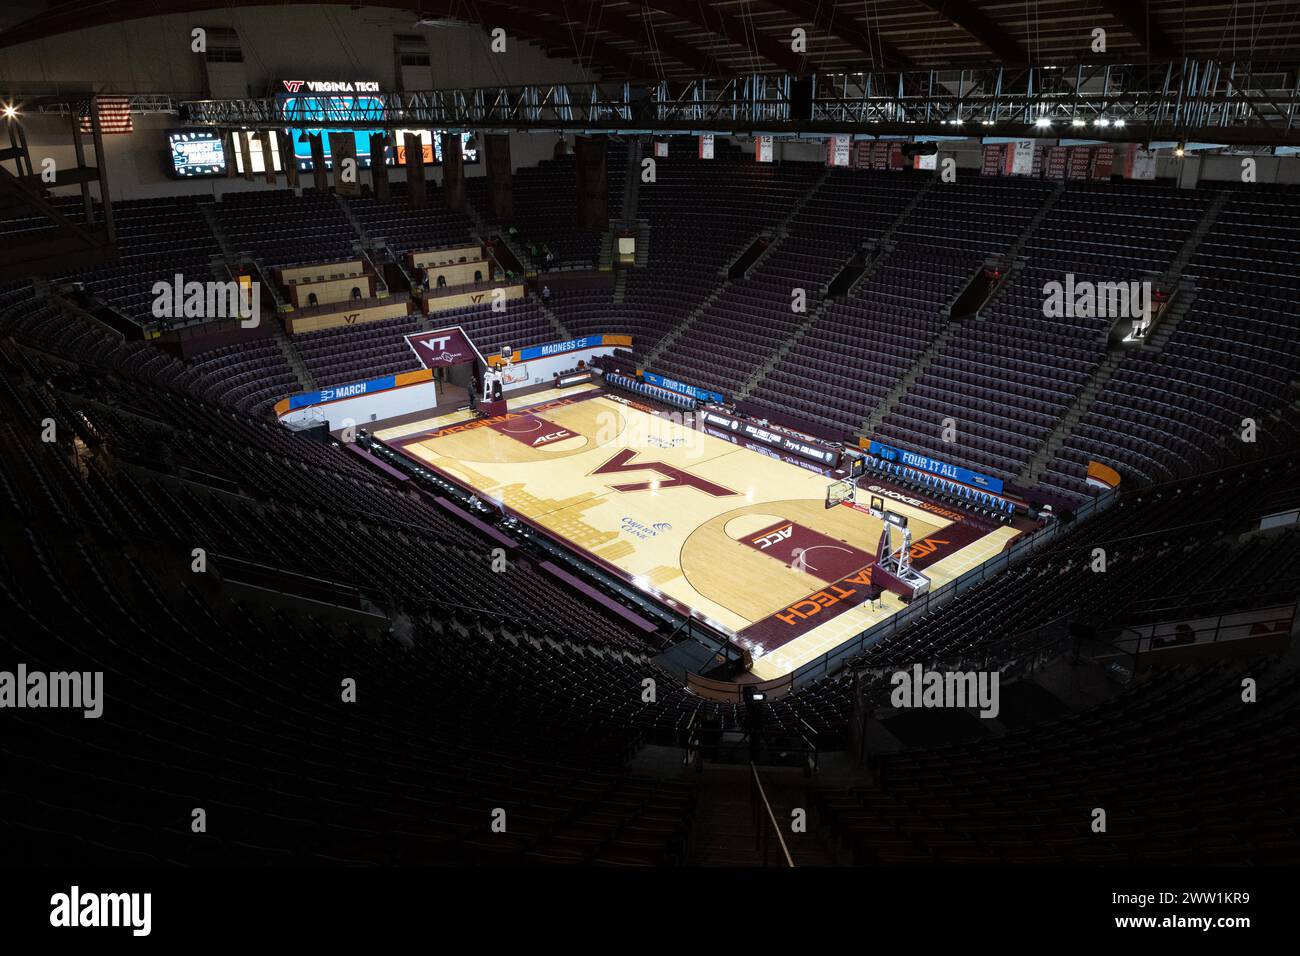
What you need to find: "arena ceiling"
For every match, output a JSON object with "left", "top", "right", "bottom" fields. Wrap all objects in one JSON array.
[{"left": 1, "top": 1, "right": 1298, "bottom": 81}]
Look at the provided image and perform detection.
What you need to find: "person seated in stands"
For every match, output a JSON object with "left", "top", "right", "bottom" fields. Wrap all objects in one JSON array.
[{"left": 541, "top": 285, "right": 551, "bottom": 302}]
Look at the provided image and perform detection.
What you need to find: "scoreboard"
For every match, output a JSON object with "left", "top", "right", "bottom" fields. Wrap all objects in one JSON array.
[
  {"left": 274, "top": 79, "right": 479, "bottom": 171},
  {"left": 167, "top": 130, "right": 226, "bottom": 177}
]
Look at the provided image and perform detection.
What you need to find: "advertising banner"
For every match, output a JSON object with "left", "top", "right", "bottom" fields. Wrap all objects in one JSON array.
[
  {"left": 485, "top": 333, "right": 632, "bottom": 366},
  {"left": 642, "top": 371, "right": 725, "bottom": 405},
  {"left": 702, "top": 408, "right": 840, "bottom": 467},
  {"left": 866, "top": 439, "right": 1005, "bottom": 493},
  {"left": 284, "top": 368, "right": 432, "bottom": 411}
]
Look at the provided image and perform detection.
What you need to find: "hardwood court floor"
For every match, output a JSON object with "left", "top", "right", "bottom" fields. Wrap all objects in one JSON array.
[{"left": 382, "top": 388, "right": 1020, "bottom": 680}]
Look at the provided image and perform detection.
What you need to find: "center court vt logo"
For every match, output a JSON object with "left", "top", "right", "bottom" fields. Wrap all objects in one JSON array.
[{"left": 591, "top": 449, "right": 737, "bottom": 497}]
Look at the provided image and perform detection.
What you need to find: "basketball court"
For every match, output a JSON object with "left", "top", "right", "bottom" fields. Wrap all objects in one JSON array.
[{"left": 377, "top": 386, "right": 1022, "bottom": 680}]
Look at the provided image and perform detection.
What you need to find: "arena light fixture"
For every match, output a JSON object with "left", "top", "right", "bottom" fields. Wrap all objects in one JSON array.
[
  {"left": 2, "top": 103, "right": 18, "bottom": 119},
  {"left": 1035, "top": 116, "right": 1052, "bottom": 128}
]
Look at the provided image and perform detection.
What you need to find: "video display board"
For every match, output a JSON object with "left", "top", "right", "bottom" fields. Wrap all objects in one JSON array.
[
  {"left": 275, "top": 80, "right": 478, "bottom": 170},
  {"left": 167, "top": 129, "right": 226, "bottom": 177}
]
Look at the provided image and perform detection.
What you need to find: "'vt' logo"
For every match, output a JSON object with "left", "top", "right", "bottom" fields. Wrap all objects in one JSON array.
[
  {"left": 592, "top": 449, "right": 737, "bottom": 497},
  {"left": 282, "top": 80, "right": 305, "bottom": 92}
]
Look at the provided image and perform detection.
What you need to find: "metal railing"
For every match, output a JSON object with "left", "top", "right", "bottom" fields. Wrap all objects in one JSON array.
[
  {"left": 750, "top": 764, "right": 795, "bottom": 868},
  {"left": 1108, "top": 604, "right": 1297, "bottom": 658}
]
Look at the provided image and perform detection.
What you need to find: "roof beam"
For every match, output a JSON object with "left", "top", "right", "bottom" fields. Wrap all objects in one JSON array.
[
  {"left": 1096, "top": 0, "right": 1180, "bottom": 60},
  {"left": 758, "top": 0, "right": 915, "bottom": 70},
  {"left": 0, "top": 0, "right": 646, "bottom": 78},
  {"left": 470, "top": 2, "right": 661, "bottom": 79},
  {"left": 633, "top": 0, "right": 809, "bottom": 74},
  {"left": 506, "top": 0, "right": 726, "bottom": 76},
  {"left": 909, "top": 0, "right": 1030, "bottom": 64}
]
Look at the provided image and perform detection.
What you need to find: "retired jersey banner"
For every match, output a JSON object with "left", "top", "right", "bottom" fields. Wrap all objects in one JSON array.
[
  {"left": 404, "top": 326, "right": 483, "bottom": 367},
  {"left": 754, "top": 134, "right": 774, "bottom": 163},
  {"left": 698, "top": 134, "right": 714, "bottom": 159},
  {"left": 1003, "top": 139, "right": 1036, "bottom": 176},
  {"left": 827, "top": 134, "right": 851, "bottom": 167},
  {"left": 654, "top": 141, "right": 669, "bottom": 158},
  {"left": 867, "top": 439, "right": 1005, "bottom": 494},
  {"left": 1125, "top": 145, "right": 1159, "bottom": 180}
]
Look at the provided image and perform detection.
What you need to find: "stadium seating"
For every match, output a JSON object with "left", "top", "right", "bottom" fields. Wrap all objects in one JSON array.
[
  {"left": 294, "top": 314, "right": 425, "bottom": 387},
  {"left": 556, "top": 142, "right": 824, "bottom": 362},
  {"left": 815, "top": 655, "right": 1300, "bottom": 864},
  {"left": 465, "top": 140, "right": 627, "bottom": 270},
  {"left": 343, "top": 180, "right": 476, "bottom": 254},
  {"left": 216, "top": 188, "right": 358, "bottom": 267},
  {"left": 1040, "top": 183, "right": 1300, "bottom": 502},
  {"left": 55, "top": 195, "right": 226, "bottom": 328},
  {"left": 187, "top": 338, "right": 300, "bottom": 415}
]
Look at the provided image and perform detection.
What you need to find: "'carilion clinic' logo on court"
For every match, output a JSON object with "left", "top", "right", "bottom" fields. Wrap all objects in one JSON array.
[
  {"left": 621, "top": 517, "right": 671, "bottom": 540},
  {"left": 645, "top": 435, "right": 688, "bottom": 448}
]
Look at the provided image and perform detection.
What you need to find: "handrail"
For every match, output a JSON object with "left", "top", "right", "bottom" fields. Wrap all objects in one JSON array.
[
  {"left": 750, "top": 763, "right": 794, "bottom": 868},
  {"left": 682, "top": 706, "right": 700, "bottom": 768}
]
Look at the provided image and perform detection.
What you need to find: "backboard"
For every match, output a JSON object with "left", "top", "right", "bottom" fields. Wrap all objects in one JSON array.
[{"left": 825, "top": 478, "right": 856, "bottom": 509}]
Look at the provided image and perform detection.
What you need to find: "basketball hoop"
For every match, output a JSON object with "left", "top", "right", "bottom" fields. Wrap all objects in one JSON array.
[{"left": 825, "top": 478, "right": 856, "bottom": 509}]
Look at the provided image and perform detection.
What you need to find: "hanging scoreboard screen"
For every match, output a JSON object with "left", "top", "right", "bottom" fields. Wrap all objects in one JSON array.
[
  {"left": 276, "top": 80, "right": 383, "bottom": 171},
  {"left": 166, "top": 129, "right": 226, "bottom": 177},
  {"left": 391, "top": 130, "right": 480, "bottom": 166}
]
